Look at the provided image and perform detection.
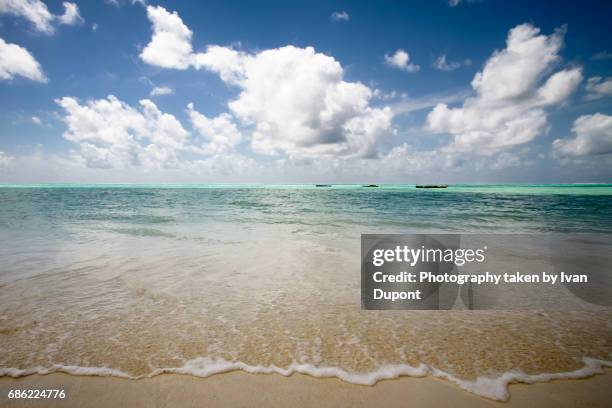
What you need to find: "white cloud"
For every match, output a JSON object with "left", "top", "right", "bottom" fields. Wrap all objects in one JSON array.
[
  {"left": 330, "top": 11, "right": 349, "bottom": 22},
  {"left": 57, "top": 95, "right": 145, "bottom": 146},
  {"left": 188, "top": 103, "right": 241, "bottom": 154},
  {"left": 192, "top": 45, "right": 246, "bottom": 84},
  {"left": 426, "top": 23, "right": 582, "bottom": 153},
  {"left": 433, "top": 55, "right": 471, "bottom": 71},
  {"left": 384, "top": 49, "right": 420, "bottom": 73},
  {"left": 218, "top": 45, "right": 393, "bottom": 158},
  {"left": 0, "top": 147, "right": 266, "bottom": 183},
  {"left": 592, "top": 51, "right": 612, "bottom": 61},
  {"left": 105, "top": 0, "right": 146, "bottom": 6},
  {"left": 448, "top": 0, "right": 482, "bottom": 7},
  {"left": 141, "top": 6, "right": 395, "bottom": 159},
  {"left": 56, "top": 95, "right": 190, "bottom": 168},
  {"left": 391, "top": 90, "right": 471, "bottom": 115},
  {"left": 58, "top": 2, "right": 83, "bottom": 26},
  {"left": 31, "top": 115, "right": 41, "bottom": 124},
  {"left": 585, "top": 77, "right": 612, "bottom": 100},
  {"left": 373, "top": 89, "right": 407, "bottom": 101},
  {"left": 150, "top": 85, "right": 173, "bottom": 97},
  {"left": 378, "top": 142, "right": 536, "bottom": 182},
  {"left": 553, "top": 113, "right": 612, "bottom": 156},
  {"left": 0, "top": 0, "right": 54, "bottom": 34},
  {"left": 0, "top": 151, "right": 14, "bottom": 169},
  {"left": 92, "top": 23, "right": 98, "bottom": 31},
  {"left": 140, "top": 5, "right": 193, "bottom": 69},
  {"left": 0, "top": 0, "right": 84, "bottom": 34},
  {"left": 0, "top": 37, "right": 47, "bottom": 82}
]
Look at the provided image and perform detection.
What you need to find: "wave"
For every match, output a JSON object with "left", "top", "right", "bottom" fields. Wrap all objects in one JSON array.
[
  {"left": 109, "top": 227, "right": 175, "bottom": 238},
  {"left": 1, "top": 357, "right": 610, "bottom": 401}
]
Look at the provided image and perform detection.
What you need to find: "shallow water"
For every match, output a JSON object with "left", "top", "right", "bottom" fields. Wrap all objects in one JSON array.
[{"left": 0, "top": 185, "right": 611, "bottom": 400}]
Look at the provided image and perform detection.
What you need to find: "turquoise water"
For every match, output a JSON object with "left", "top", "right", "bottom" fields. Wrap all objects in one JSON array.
[
  {"left": 1, "top": 183, "right": 612, "bottom": 194},
  {"left": 1, "top": 184, "right": 611, "bottom": 234}
]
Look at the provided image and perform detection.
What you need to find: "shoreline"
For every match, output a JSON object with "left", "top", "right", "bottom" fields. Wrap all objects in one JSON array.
[
  {"left": 1, "top": 357, "right": 611, "bottom": 401},
  {"left": 1, "top": 370, "right": 611, "bottom": 408}
]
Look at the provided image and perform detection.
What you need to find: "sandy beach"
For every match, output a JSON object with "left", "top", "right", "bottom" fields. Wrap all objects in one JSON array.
[{"left": 1, "top": 370, "right": 611, "bottom": 408}]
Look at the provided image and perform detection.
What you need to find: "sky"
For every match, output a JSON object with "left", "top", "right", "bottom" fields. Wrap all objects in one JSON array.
[{"left": 0, "top": 0, "right": 611, "bottom": 184}]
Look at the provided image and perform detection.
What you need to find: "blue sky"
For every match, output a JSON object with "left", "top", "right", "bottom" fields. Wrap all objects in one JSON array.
[{"left": 0, "top": 0, "right": 611, "bottom": 183}]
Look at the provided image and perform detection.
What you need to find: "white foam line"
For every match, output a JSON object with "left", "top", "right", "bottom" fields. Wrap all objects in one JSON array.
[
  {"left": 0, "top": 365, "right": 131, "bottom": 378},
  {"left": 431, "top": 358, "right": 612, "bottom": 401},
  {"left": 1, "top": 357, "right": 610, "bottom": 401},
  {"left": 150, "top": 357, "right": 430, "bottom": 385}
]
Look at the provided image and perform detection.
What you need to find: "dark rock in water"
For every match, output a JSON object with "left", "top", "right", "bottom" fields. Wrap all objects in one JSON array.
[
  {"left": 363, "top": 184, "right": 379, "bottom": 187},
  {"left": 416, "top": 184, "right": 448, "bottom": 188},
  {"left": 315, "top": 184, "right": 332, "bottom": 187}
]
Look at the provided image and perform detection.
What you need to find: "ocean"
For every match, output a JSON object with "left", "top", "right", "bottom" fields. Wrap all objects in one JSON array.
[{"left": 0, "top": 184, "right": 611, "bottom": 400}]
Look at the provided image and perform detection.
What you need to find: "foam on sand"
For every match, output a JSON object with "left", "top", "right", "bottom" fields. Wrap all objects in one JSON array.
[{"left": 1, "top": 357, "right": 610, "bottom": 401}]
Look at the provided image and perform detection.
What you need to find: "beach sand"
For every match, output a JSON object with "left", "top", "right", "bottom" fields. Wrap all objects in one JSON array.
[{"left": 1, "top": 370, "right": 610, "bottom": 408}]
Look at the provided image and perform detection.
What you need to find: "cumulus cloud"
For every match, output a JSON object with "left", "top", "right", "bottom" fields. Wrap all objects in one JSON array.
[
  {"left": 221, "top": 46, "right": 393, "bottom": 158},
  {"left": 150, "top": 85, "right": 173, "bottom": 97},
  {"left": 191, "top": 45, "right": 246, "bottom": 84},
  {"left": 0, "top": 0, "right": 83, "bottom": 34},
  {"left": 384, "top": 49, "right": 420, "bottom": 73},
  {"left": 57, "top": 2, "right": 83, "bottom": 26},
  {"left": 585, "top": 77, "right": 612, "bottom": 100},
  {"left": 0, "top": 0, "right": 54, "bottom": 33},
  {"left": 56, "top": 95, "right": 190, "bottom": 169},
  {"left": 330, "top": 11, "right": 349, "bottom": 22},
  {"left": 426, "top": 23, "right": 582, "bottom": 153},
  {"left": 433, "top": 55, "right": 471, "bottom": 71},
  {"left": 553, "top": 113, "right": 612, "bottom": 156},
  {"left": 140, "top": 6, "right": 394, "bottom": 159},
  {"left": 31, "top": 115, "right": 41, "bottom": 124},
  {"left": 188, "top": 103, "right": 242, "bottom": 154},
  {"left": 0, "top": 37, "right": 47, "bottom": 82},
  {"left": 139, "top": 5, "right": 193, "bottom": 69}
]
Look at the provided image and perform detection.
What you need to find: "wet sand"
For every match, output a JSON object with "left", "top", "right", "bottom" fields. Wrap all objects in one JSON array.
[{"left": 1, "top": 370, "right": 611, "bottom": 408}]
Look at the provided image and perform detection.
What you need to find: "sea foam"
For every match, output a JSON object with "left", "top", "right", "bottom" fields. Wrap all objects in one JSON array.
[{"left": 1, "top": 357, "right": 610, "bottom": 401}]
